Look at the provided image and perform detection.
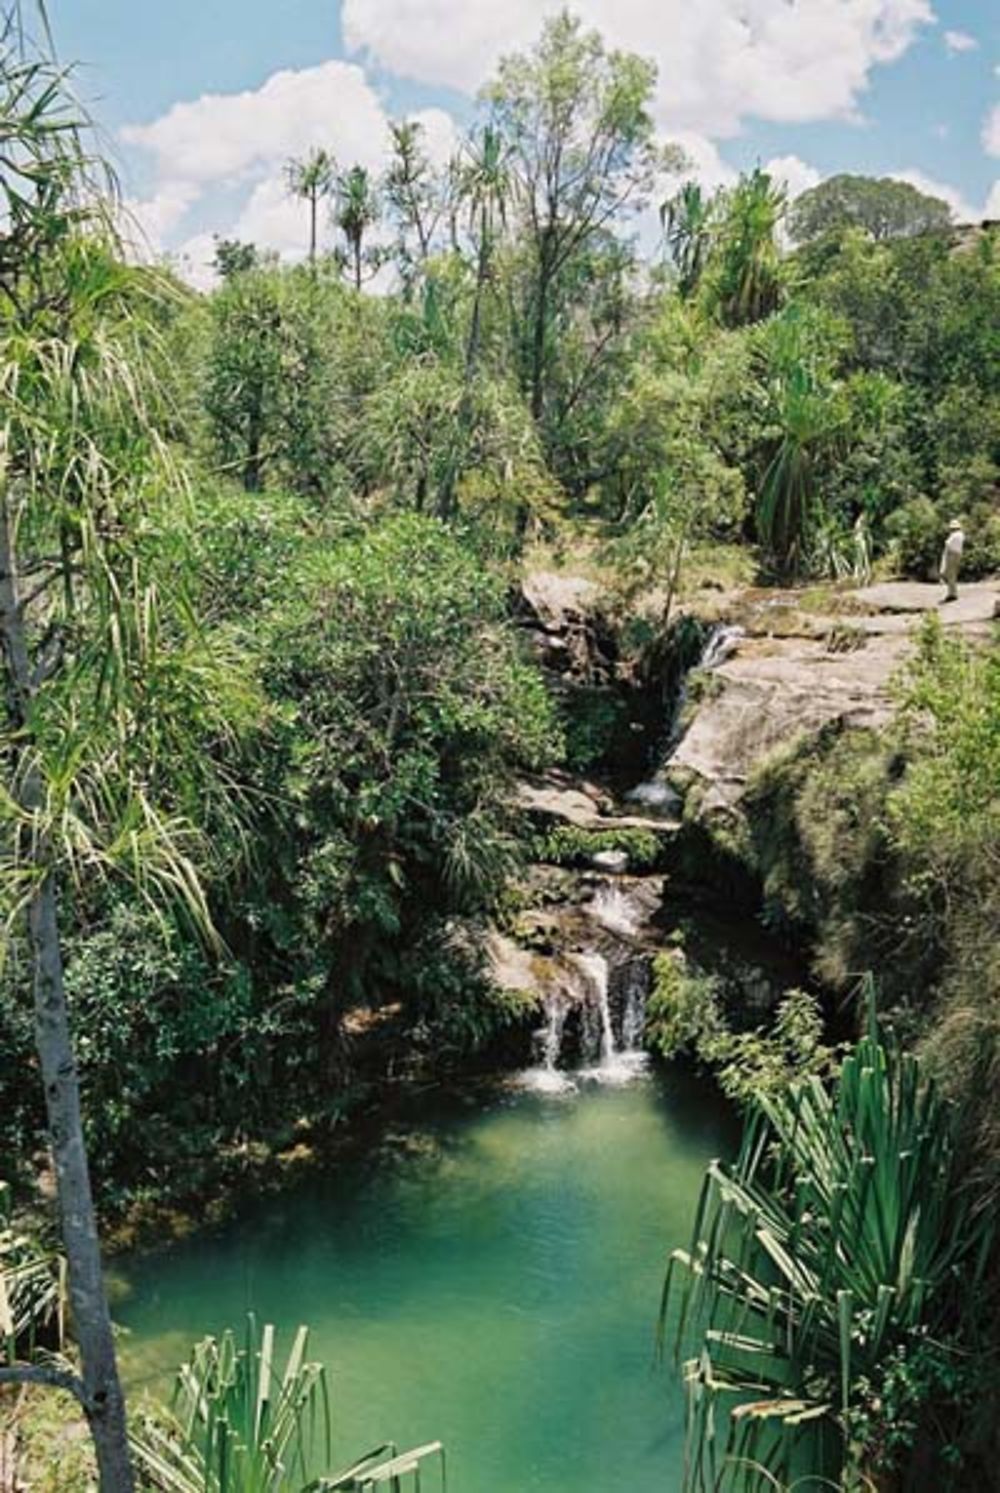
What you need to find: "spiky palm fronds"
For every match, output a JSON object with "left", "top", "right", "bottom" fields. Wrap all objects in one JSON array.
[
  {"left": 131, "top": 1318, "right": 331, "bottom": 1493},
  {"left": 661, "top": 1005, "right": 995, "bottom": 1491},
  {"left": 0, "top": 1182, "right": 64, "bottom": 1358},
  {"left": 130, "top": 1317, "right": 446, "bottom": 1493}
]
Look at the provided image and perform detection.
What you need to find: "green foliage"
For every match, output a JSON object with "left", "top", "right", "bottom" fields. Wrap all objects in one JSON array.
[
  {"left": 256, "top": 512, "right": 559, "bottom": 1014},
  {"left": 646, "top": 953, "right": 723, "bottom": 1059},
  {"left": 788, "top": 174, "right": 952, "bottom": 247},
  {"left": 484, "top": 8, "right": 678, "bottom": 477},
  {"left": 743, "top": 728, "right": 903, "bottom": 990},
  {"left": 559, "top": 687, "right": 626, "bottom": 772},
  {"left": 754, "top": 304, "right": 851, "bottom": 575},
  {"left": 131, "top": 1317, "right": 445, "bottom": 1492},
  {"left": 662, "top": 1013, "right": 995, "bottom": 1490},
  {"left": 662, "top": 181, "right": 718, "bottom": 298},
  {"left": 890, "top": 618, "right": 1000, "bottom": 886},
  {"left": 203, "top": 267, "right": 344, "bottom": 493},
  {"left": 701, "top": 169, "right": 787, "bottom": 329},
  {"left": 647, "top": 955, "right": 837, "bottom": 1104},
  {"left": 1, "top": 1182, "right": 63, "bottom": 1359},
  {"left": 334, "top": 165, "right": 383, "bottom": 290},
  {"left": 533, "top": 824, "right": 662, "bottom": 871}
]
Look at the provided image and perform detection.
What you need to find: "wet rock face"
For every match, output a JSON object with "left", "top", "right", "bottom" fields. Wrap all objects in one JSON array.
[
  {"left": 488, "top": 873, "right": 667, "bottom": 1075},
  {"left": 516, "top": 571, "right": 616, "bottom": 686},
  {"left": 662, "top": 582, "right": 999, "bottom": 822}
]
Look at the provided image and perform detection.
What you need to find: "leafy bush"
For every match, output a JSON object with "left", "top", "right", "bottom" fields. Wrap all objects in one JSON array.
[
  {"left": 560, "top": 687, "right": 627, "bottom": 773},
  {"left": 532, "top": 824, "right": 663, "bottom": 871},
  {"left": 647, "top": 952, "right": 837, "bottom": 1103}
]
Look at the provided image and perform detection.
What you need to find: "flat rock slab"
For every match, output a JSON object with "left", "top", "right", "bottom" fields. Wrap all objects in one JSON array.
[
  {"left": 521, "top": 570, "right": 598, "bottom": 628},
  {"left": 853, "top": 580, "right": 999, "bottom": 621},
  {"left": 516, "top": 777, "right": 680, "bottom": 835},
  {"left": 669, "top": 635, "right": 905, "bottom": 814},
  {"left": 669, "top": 578, "right": 999, "bottom": 816}
]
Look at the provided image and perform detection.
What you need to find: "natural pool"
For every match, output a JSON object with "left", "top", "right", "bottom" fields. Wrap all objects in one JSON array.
[{"left": 116, "top": 1066, "right": 734, "bottom": 1492}]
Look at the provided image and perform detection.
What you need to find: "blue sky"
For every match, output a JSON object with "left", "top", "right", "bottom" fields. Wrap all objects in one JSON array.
[{"left": 50, "top": 0, "right": 1000, "bottom": 284}]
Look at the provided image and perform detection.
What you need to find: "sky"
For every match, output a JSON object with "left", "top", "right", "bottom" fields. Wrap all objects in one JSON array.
[{"left": 49, "top": 0, "right": 1000, "bottom": 287}]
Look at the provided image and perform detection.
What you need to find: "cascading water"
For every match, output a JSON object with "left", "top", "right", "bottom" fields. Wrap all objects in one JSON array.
[
  {"left": 618, "top": 959, "right": 650, "bottom": 1054},
  {"left": 577, "top": 950, "right": 649, "bottom": 1086},
  {"left": 698, "top": 622, "right": 744, "bottom": 672},
  {"left": 522, "top": 990, "right": 576, "bottom": 1094},
  {"left": 575, "top": 952, "right": 615, "bottom": 1063},
  {"left": 519, "top": 947, "right": 650, "bottom": 1091},
  {"left": 628, "top": 621, "right": 745, "bottom": 811},
  {"left": 664, "top": 622, "right": 743, "bottom": 755},
  {"left": 590, "top": 883, "right": 641, "bottom": 939}
]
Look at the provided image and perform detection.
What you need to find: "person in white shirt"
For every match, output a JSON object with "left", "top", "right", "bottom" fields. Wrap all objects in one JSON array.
[{"left": 939, "top": 518, "right": 964, "bottom": 603}]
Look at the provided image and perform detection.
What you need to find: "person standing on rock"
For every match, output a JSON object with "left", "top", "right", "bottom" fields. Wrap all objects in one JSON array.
[{"left": 939, "top": 518, "right": 965, "bottom": 603}]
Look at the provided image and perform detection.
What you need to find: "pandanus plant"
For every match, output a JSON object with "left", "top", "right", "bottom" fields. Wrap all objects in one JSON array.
[
  {"left": 661, "top": 999, "right": 995, "bottom": 1491},
  {"left": 0, "top": 1182, "right": 65, "bottom": 1359},
  {"left": 131, "top": 1316, "right": 446, "bottom": 1492}
]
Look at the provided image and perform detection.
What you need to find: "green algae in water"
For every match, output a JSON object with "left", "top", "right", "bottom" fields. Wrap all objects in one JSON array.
[{"left": 117, "top": 1069, "right": 732, "bottom": 1492}]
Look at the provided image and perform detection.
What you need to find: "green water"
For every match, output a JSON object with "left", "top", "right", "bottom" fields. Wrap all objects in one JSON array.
[{"left": 116, "top": 1068, "right": 732, "bottom": 1492}]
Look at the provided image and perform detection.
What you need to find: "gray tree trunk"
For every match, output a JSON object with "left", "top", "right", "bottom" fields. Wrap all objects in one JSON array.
[{"left": 0, "top": 492, "right": 135, "bottom": 1492}]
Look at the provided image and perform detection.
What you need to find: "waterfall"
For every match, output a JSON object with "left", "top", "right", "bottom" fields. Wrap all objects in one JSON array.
[
  {"left": 665, "top": 622, "right": 743, "bottom": 753},
  {"left": 522, "top": 990, "right": 577, "bottom": 1093},
  {"left": 619, "top": 960, "right": 649, "bottom": 1052},
  {"left": 574, "top": 952, "right": 615, "bottom": 1062},
  {"left": 590, "top": 884, "right": 640, "bottom": 939},
  {"left": 699, "top": 623, "right": 744, "bottom": 672},
  {"left": 518, "top": 946, "right": 651, "bottom": 1091},
  {"left": 628, "top": 622, "right": 745, "bottom": 810},
  {"left": 576, "top": 951, "right": 649, "bottom": 1085}
]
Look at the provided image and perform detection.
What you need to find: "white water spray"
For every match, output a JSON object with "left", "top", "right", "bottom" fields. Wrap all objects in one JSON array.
[{"left": 590, "top": 884, "right": 641, "bottom": 940}]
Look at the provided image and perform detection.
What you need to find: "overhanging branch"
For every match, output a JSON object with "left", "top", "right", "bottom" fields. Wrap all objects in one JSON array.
[{"left": 0, "top": 1362, "right": 87, "bottom": 1406}]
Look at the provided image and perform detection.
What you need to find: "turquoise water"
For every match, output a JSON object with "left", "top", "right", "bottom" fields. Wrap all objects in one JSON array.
[{"left": 116, "top": 1068, "right": 733, "bottom": 1492}]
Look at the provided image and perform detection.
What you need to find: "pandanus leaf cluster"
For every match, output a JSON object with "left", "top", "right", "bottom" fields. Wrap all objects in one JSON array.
[
  {"left": 661, "top": 1009, "right": 995, "bottom": 1490},
  {"left": 131, "top": 1316, "right": 446, "bottom": 1493},
  {"left": 0, "top": 1181, "right": 64, "bottom": 1358}
]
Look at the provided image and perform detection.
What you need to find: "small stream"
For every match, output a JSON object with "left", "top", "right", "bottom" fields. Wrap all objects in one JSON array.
[{"left": 116, "top": 1067, "right": 734, "bottom": 1492}]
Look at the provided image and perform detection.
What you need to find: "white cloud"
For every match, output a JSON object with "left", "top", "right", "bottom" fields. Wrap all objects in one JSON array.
[
  {"left": 169, "top": 233, "right": 221, "bottom": 293},
  {"left": 122, "top": 4, "right": 969, "bottom": 285},
  {"left": 343, "top": 0, "right": 934, "bottom": 137},
  {"left": 121, "top": 60, "right": 392, "bottom": 185},
  {"left": 121, "top": 181, "right": 200, "bottom": 253},
  {"left": 985, "top": 181, "right": 1000, "bottom": 220},
  {"left": 984, "top": 103, "right": 1000, "bottom": 158},
  {"left": 670, "top": 131, "right": 737, "bottom": 191},
  {"left": 943, "top": 29, "right": 978, "bottom": 54},
  {"left": 765, "top": 154, "right": 822, "bottom": 200},
  {"left": 121, "top": 62, "right": 461, "bottom": 275}
]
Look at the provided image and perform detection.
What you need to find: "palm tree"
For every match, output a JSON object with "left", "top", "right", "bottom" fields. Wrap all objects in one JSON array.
[
  {"left": 707, "top": 168, "right": 787, "bottom": 328},
  {"left": 457, "top": 124, "right": 509, "bottom": 383},
  {"left": 0, "top": 16, "right": 251, "bottom": 1490},
  {"left": 284, "top": 147, "right": 336, "bottom": 265},
  {"left": 756, "top": 305, "right": 847, "bottom": 575},
  {"left": 335, "top": 165, "right": 380, "bottom": 291},
  {"left": 661, "top": 1002, "right": 995, "bottom": 1491},
  {"left": 661, "top": 180, "right": 717, "bottom": 298},
  {"left": 385, "top": 119, "right": 443, "bottom": 279}
]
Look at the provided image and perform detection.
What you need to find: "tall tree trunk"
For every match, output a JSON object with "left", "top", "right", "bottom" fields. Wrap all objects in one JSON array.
[
  {"left": 244, "top": 403, "right": 264, "bottom": 492},
  {"left": 309, "top": 193, "right": 317, "bottom": 266},
  {"left": 529, "top": 242, "right": 555, "bottom": 424},
  {"left": 29, "top": 873, "right": 135, "bottom": 1491},
  {"left": 0, "top": 491, "right": 135, "bottom": 1493}
]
